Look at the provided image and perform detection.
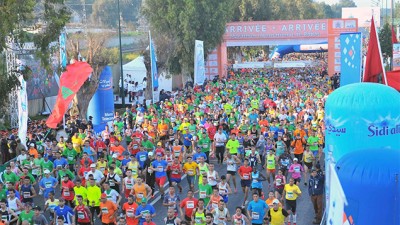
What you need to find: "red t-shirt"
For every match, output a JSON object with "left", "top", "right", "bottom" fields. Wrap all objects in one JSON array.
[
  {"left": 122, "top": 202, "right": 139, "bottom": 225},
  {"left": 143, "top": 222, "right": 156, "bottom": 225},
  {"left": 180, "top": 197, "right": 198, "bottom": 217},
  {"left": 170, "top": 163, "right": 182, "bottom": 179},
  {"left": 61, "top": 180, "right": 75, "bottom": 201},
  {"left": 238, "top": 166, "right": 253, "bottom": 180}
]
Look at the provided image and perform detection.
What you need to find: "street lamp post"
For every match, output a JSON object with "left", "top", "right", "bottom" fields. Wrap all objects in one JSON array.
[{"left": 118, "top": 0, "right": 125, "bottom": 107}]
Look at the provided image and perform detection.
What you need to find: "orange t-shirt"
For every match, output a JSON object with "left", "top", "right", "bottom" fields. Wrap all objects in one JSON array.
[
  {"left": 122, "top": 202, "right": 139, "bottom": 225},
  {"left": 291, "top": 138, "right": 305, "bottom": 154},
  {"left": 29, "top": 148, "right": 39, "bottom": 158},
  {"left": 100, "top": 200, "right": 117, "bottom": 224},
  {"left": 158, "top": 124, "right": 168, "bottom": 136},
  {"left": 110, "top": 145, "right": 125, "bottom": 160}
]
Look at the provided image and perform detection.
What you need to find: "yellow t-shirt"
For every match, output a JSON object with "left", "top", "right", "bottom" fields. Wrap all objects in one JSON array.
[
  {"left": 73, "top": 186, "right": 88, "bottom": 205},
  {"left": 97, "top": 161, "right": 108, "bottom": 173},
  {"left": 183, "top": 162, "right": 198, "bottom": 176},
  {"left": 86, "top": 185, "right": 101, "bottom": 207},
  {"left": 284, "top": 184, "right": 301, "bottom": 200},
  {"left": 71, "top": 136, "right": 83, "bottom": 153}
]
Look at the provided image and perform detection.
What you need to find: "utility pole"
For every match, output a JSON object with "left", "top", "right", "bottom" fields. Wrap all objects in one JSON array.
[{"left": 118, "top": 0, "right": 125, "bottom": 107}]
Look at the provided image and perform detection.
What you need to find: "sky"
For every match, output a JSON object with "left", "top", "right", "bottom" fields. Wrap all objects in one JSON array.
[{"left": 315, "top": 0, "right": 385, "bottom": 8}]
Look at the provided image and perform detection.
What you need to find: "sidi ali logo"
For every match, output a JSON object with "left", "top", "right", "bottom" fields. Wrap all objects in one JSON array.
[
  {"left": 364, "top": 115, "right": 400, "bottom": 137},
  {"left": 325, "top": 113, "right": 348, "bottom": 136}
]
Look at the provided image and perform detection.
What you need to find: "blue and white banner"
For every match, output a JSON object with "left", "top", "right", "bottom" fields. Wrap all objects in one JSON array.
[
  {"left": 149, "top": 31, "right": 159, "bottom": 102},
  {"left": 87, "top": 66, "right": 115, "bottom": 135},
  {"left": 327, "top": 163, "right": 348, "bottom": 225},
  {"left": 18, "top": 76, "right": 28, "bottom": 147},
  {"left": 59, "top": 30, "right": 67, "bottom": 68},
  {"left": 340, "top": 32, "right": 362, "bottom": 86},
  {"left": 194, "top": 40, "right": 205, "bottom": 85}
]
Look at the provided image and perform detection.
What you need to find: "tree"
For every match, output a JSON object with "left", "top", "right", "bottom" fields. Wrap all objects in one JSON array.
[
  {"left": 0, "top": 0, "right": 70, "bottom": 110},
  {"left": 142, "top": 0, "right": 236, "bottom": 78},
  {"left": 67, "top": 33, "right": 118, "bottom": 119},
  {"left": 379, "top": 22, "right": 393, "bottom": 60},
  {"left": 91, "top": 0, "right": 142, "bottom": 28}
]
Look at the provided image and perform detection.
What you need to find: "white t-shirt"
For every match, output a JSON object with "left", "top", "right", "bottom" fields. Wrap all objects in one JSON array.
[
  {"left": 214, "top": 133, "right": 227, "bottom": 147},
  {"left": 85, "top": 170, "right": 104, "bottom": 183},
  {"left": 104, "top": 189, "right": 120, "bottom": 204},
  {"left": 17, "top": 154, "right": 27, "bottom": 165}
]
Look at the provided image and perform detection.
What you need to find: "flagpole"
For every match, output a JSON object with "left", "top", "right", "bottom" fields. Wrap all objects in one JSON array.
[
  {"left": 149, "top": 31, "right": 155, "bottom": 104},
  {"left": 375, "top": 18, "right": 389, "bottom": 85}
]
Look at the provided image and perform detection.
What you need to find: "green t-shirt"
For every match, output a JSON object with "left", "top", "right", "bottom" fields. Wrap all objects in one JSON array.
[
  {"left": 0, "top": 189, "right": 7, "bottom": 201},
  {"left": 63, "top": 148, "right": 78, "bottom": 164},
  {"left": 198, "top": 183, "right": 213, "bottom": 205},
  {"left": 108, "top": 160, "right": 122, "bottom": 168},
  {"left": 58, "top": 169, "right": 76, "bottom": 181},
  {"left": 41, "top": 160, "right": 54, "bottom": 172},
  {"left": 307, "top": 136, "right": 319, "bottom": 151},
  {"left": 18, "top": 210, "right": 34, "bottom": 225},
  {"left": 3, "top": 172, "right": 20, "bottom": 183},
  {"left": 226, "top": 139, "right": 240, "bottom": 154},
  {"left": 141, "top": 140, "right": 154, "bottom": 150},
  {"left": 19, "top": 173, "right": 35, "bottom": 183},
  {"left": 198, "top": 138, "right": 211, "bottom": 153}
]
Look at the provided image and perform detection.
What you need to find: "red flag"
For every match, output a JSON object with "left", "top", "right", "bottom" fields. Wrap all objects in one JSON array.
[
  {"left": 363, "top": 16, "right": 387, "bottom": 84},
  {"left": 46, "top": 62, "right": 93, "bottom": 128},
  {"left": 392, "top": 26, "right": 398, "bottom": 44},
  {"left": 387, "top": 70, "right": 400, "bottom": 90}
]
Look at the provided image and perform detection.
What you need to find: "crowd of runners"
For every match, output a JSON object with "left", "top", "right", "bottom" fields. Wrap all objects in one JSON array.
[{"left": 0, "top": 67, "right": 328, "bottom": 225}]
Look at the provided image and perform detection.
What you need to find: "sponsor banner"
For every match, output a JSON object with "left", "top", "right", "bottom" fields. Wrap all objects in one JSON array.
[
  {"left": 17, "top": 76, "right": 28, "bottom": 147},
  {"left": 205, "top": 49, "right": 219, "bottom": 79},
  {"left": 194, "top": 40, "right": 206, "bottom": 85},
  {"left": 87, "top": 66, "right": 115, "bottom": 135},
  {"left": 274, "top": 62, "right": 306, "bottom": 68},
  {"left": 149, "top": 32, "right": 159, "bottom": 102},
  {"left": 340, "top": 32, "right": 362, "bottom": 86},
  {"left": 233, "top": 62, "right": 265, "bottom": 69},
  {"left": 393, "top": 43, "right": 400, "bottom": 70}
]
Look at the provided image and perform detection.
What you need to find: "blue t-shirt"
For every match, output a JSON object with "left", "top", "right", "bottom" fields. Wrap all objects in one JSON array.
[
  {"left": 136, "top": 151, "right": 148, "bottom": 168},
  {"left": 39, "top": 177, "right": 58, "bottom": 192},
  {"left": 182, "top": 134, "right": 193, "bottom": 146},
  {"left": 247, "top": 199, "right": 268, "bottom": 224},
  {"left": 249, "top": 113, "right": 259, "bottom": 124},
  {"left": 193, "top": 152, "right": 207, "bottom": 163},
  {"left": 121, "top": 158, "right": 130, "bottom": 167},
  {"left": 53, "top": 157, "right": 68, "bottom": 168},
  {"left": 54, "top": 205, "right": 74, "bottom": 224},
  {"left": 135, "top": 204, "right": 156, "bottom": 223},
  {"left": 5, "top": 190, "right": 20, "bottom": 199},
  {"left": 151, "top": 160, "right": 168, "bottom": 178}
]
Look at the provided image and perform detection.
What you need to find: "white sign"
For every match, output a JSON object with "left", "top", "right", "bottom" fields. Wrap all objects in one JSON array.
[
  {"left": 18, "top": 76, "right": 28, "bottom": 147},
  {"left": 274, "top": 62, "right": 306, "bottom": 68},
  {"left": 194, "top": 40, "right": 205, "bottom": 85},
  {"left": 327, "top": 163, "right": 348, "bottom": 225}
]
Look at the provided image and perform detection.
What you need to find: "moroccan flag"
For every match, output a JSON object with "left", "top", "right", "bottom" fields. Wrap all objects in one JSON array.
[
  {"left": 363, "top": 16, "right": 387, "bottom": 84},
  {"left": 387, "top": 70, "right": 400, "bottom": 91},
  {"left": 392, "top": 26, "right": 398, "bottom": 44},
  {"left": 46, "top": 62, "right": 93, "bottom": 128}
]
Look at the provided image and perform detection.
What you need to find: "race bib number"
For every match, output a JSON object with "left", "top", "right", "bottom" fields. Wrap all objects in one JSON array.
[
  {"left": 67, "top": 156, "right": 74, "bottom": 161},
  {"left": 188, "top": 169, "right": 194, "bottom": 175},
  {"left": 23, "top": 192, "right": 30, "bottom": 198},
  {"left": 64, "top": 190, "right": 70, "bottom": 197},
  {"left": 101, "top": 207, "right": 109, "bottom": 214},
  {"left": 157, "top": 166, "right": 164, "bottom": 172},
  {"left": 186, "top": 201, "right": 195, "bottom": 209},
  {"left": 294, "top": 167, "right": 300, "bottom": 173},
  {"left": 203, "top": 144, "right": 208, "bottom": 148},
  {"left": 199, "top": 191, "right": 206, "bottom": 198},
  {"left": 140, "top": 155, "right": 146, "bottom": 161},
  {"left": 287, "top": 191, "right": 294, "bottom": 199},
  {"left": 267, "top": 159, "right": 273, "bottom": 165},
  {"left": 32, "top": 169, "right": 39, "bottom": 175},
  {"left": 137, "top": 193, "right": 144, "bottom": 199},
  {"left": 78, "top": 212, "right": 85, "bottom": 219},
  {"left": 45, "top": 182, "right": 52, "bottom": 188},
  {"left": 126, "top": 210, "right": 134, "bottom": 218},
  {"left": 243, "top": 174, "right": 249, "bottom": 180},
  {"left": 251, "top": 212, "right": 259, "bottom": 220},
  {"left": 276, "top": 178, "right": 282, "bottom": 185}
]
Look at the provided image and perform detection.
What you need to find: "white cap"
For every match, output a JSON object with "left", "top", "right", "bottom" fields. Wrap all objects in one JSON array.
[
  {"left": 148, "top": 152, "right": 154, "bottom": 156},
  {"left": 43, "top": 169, "right": 50, "bottom": 174},
  {"left": 293, "top": 158, "right": 298, "bottom": 161},
  {"left": 90, "top": 163, "right": 96, "bottom": 168},
  {"left": 272, "top": 199, "right": 280, "bottom": 204},
  {"left": 30, "top": 143, "right": 35, "bottom": 147},
  {"left": 112, "top": 153, "right": 118, "bottom": 158}
]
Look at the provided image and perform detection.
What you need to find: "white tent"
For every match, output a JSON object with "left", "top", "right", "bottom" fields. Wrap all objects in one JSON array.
[{"left": 123, "top": 56, "right": 147, "bottom": 84}]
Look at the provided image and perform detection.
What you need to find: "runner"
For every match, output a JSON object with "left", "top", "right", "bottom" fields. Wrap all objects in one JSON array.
[
  {"left": 267, "top": 199, "right": 289, "bottom": 225},
  {"left": 288, "top": 158, "right": 304, "bottom": 185},
  {"left": 282, "top": 178, "right": 302, "bottom": 225},
  {"left": 238, "top": 158, "right": 252, "bottom": 207},
  {"left": 162, "top": 186, "right": 180, "bottom": 216},
  {"left": 98, "top": 193, "right": 118, "bottom": 225},
  {"left": 135, "top": 198, "right": 156, "bottom": 225},
  {"left": 74, "top": 195, "right": 91, "bottom": 225},
  {"left": 191, "top": 199, "right": 206, "bottom": 225},
  {"left": 122, "top": 195, "right": 139, "bottom": 225},
  {"left": 150, "top": 153, "right": 168, "bottom": 197},
  {"left": 217, "top": 175, "right": 231, "bottom": 204},
  {"left": 183, "top": 156, "right": 198, "bottom": 191},
  {"left": 131, "top": 176, "right": 152, "bottom": 204},
  {"left": 163, "top": 208, "right": 181, "bottom": 225},
  {"left": 247, "top": 193, "right": 269, "bottom": 225},
  {"left": 179, "top": 190, "right": 198, "bottom": 222},
  {"left": 225, "top": 152, "right": 240, "bottom": 193}
]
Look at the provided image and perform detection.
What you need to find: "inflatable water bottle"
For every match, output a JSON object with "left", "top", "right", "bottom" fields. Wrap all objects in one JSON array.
[{"left": 324, "top": 82, "right": 400, "bottom": 162}]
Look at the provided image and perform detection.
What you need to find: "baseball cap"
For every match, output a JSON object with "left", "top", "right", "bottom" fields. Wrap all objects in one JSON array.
[
  {"left": 148, "top": 152, "right": 154, "bottom": 156},
  {"left": 112, "top": 154, "right": 118, "bottom": 159},
  {"left": 29, "top": 143, "right": 35, "bottom": 147},
  {"left": 90, "top": 163, "right": 96, "bottom": 168},
  {"left": 33, "top": 206, "right": 41, "bottom": 211},
  {"left": 272, "top": 199, "right": 280, "bottom": 204},
  {"left": 293, "top": 158, "right": 298, "bottom": 161},
  {"left": 101, "top": 193, "right": 107, "bottom": 199},
  {"left": 141, "top": 197, "right": 147, "bottom": 203},
  {"left": 43, "top": 169, "right": 50, "bottom": 174},
  {"left": 157, "top": 142, "right": 162, "bottom": 146}
]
